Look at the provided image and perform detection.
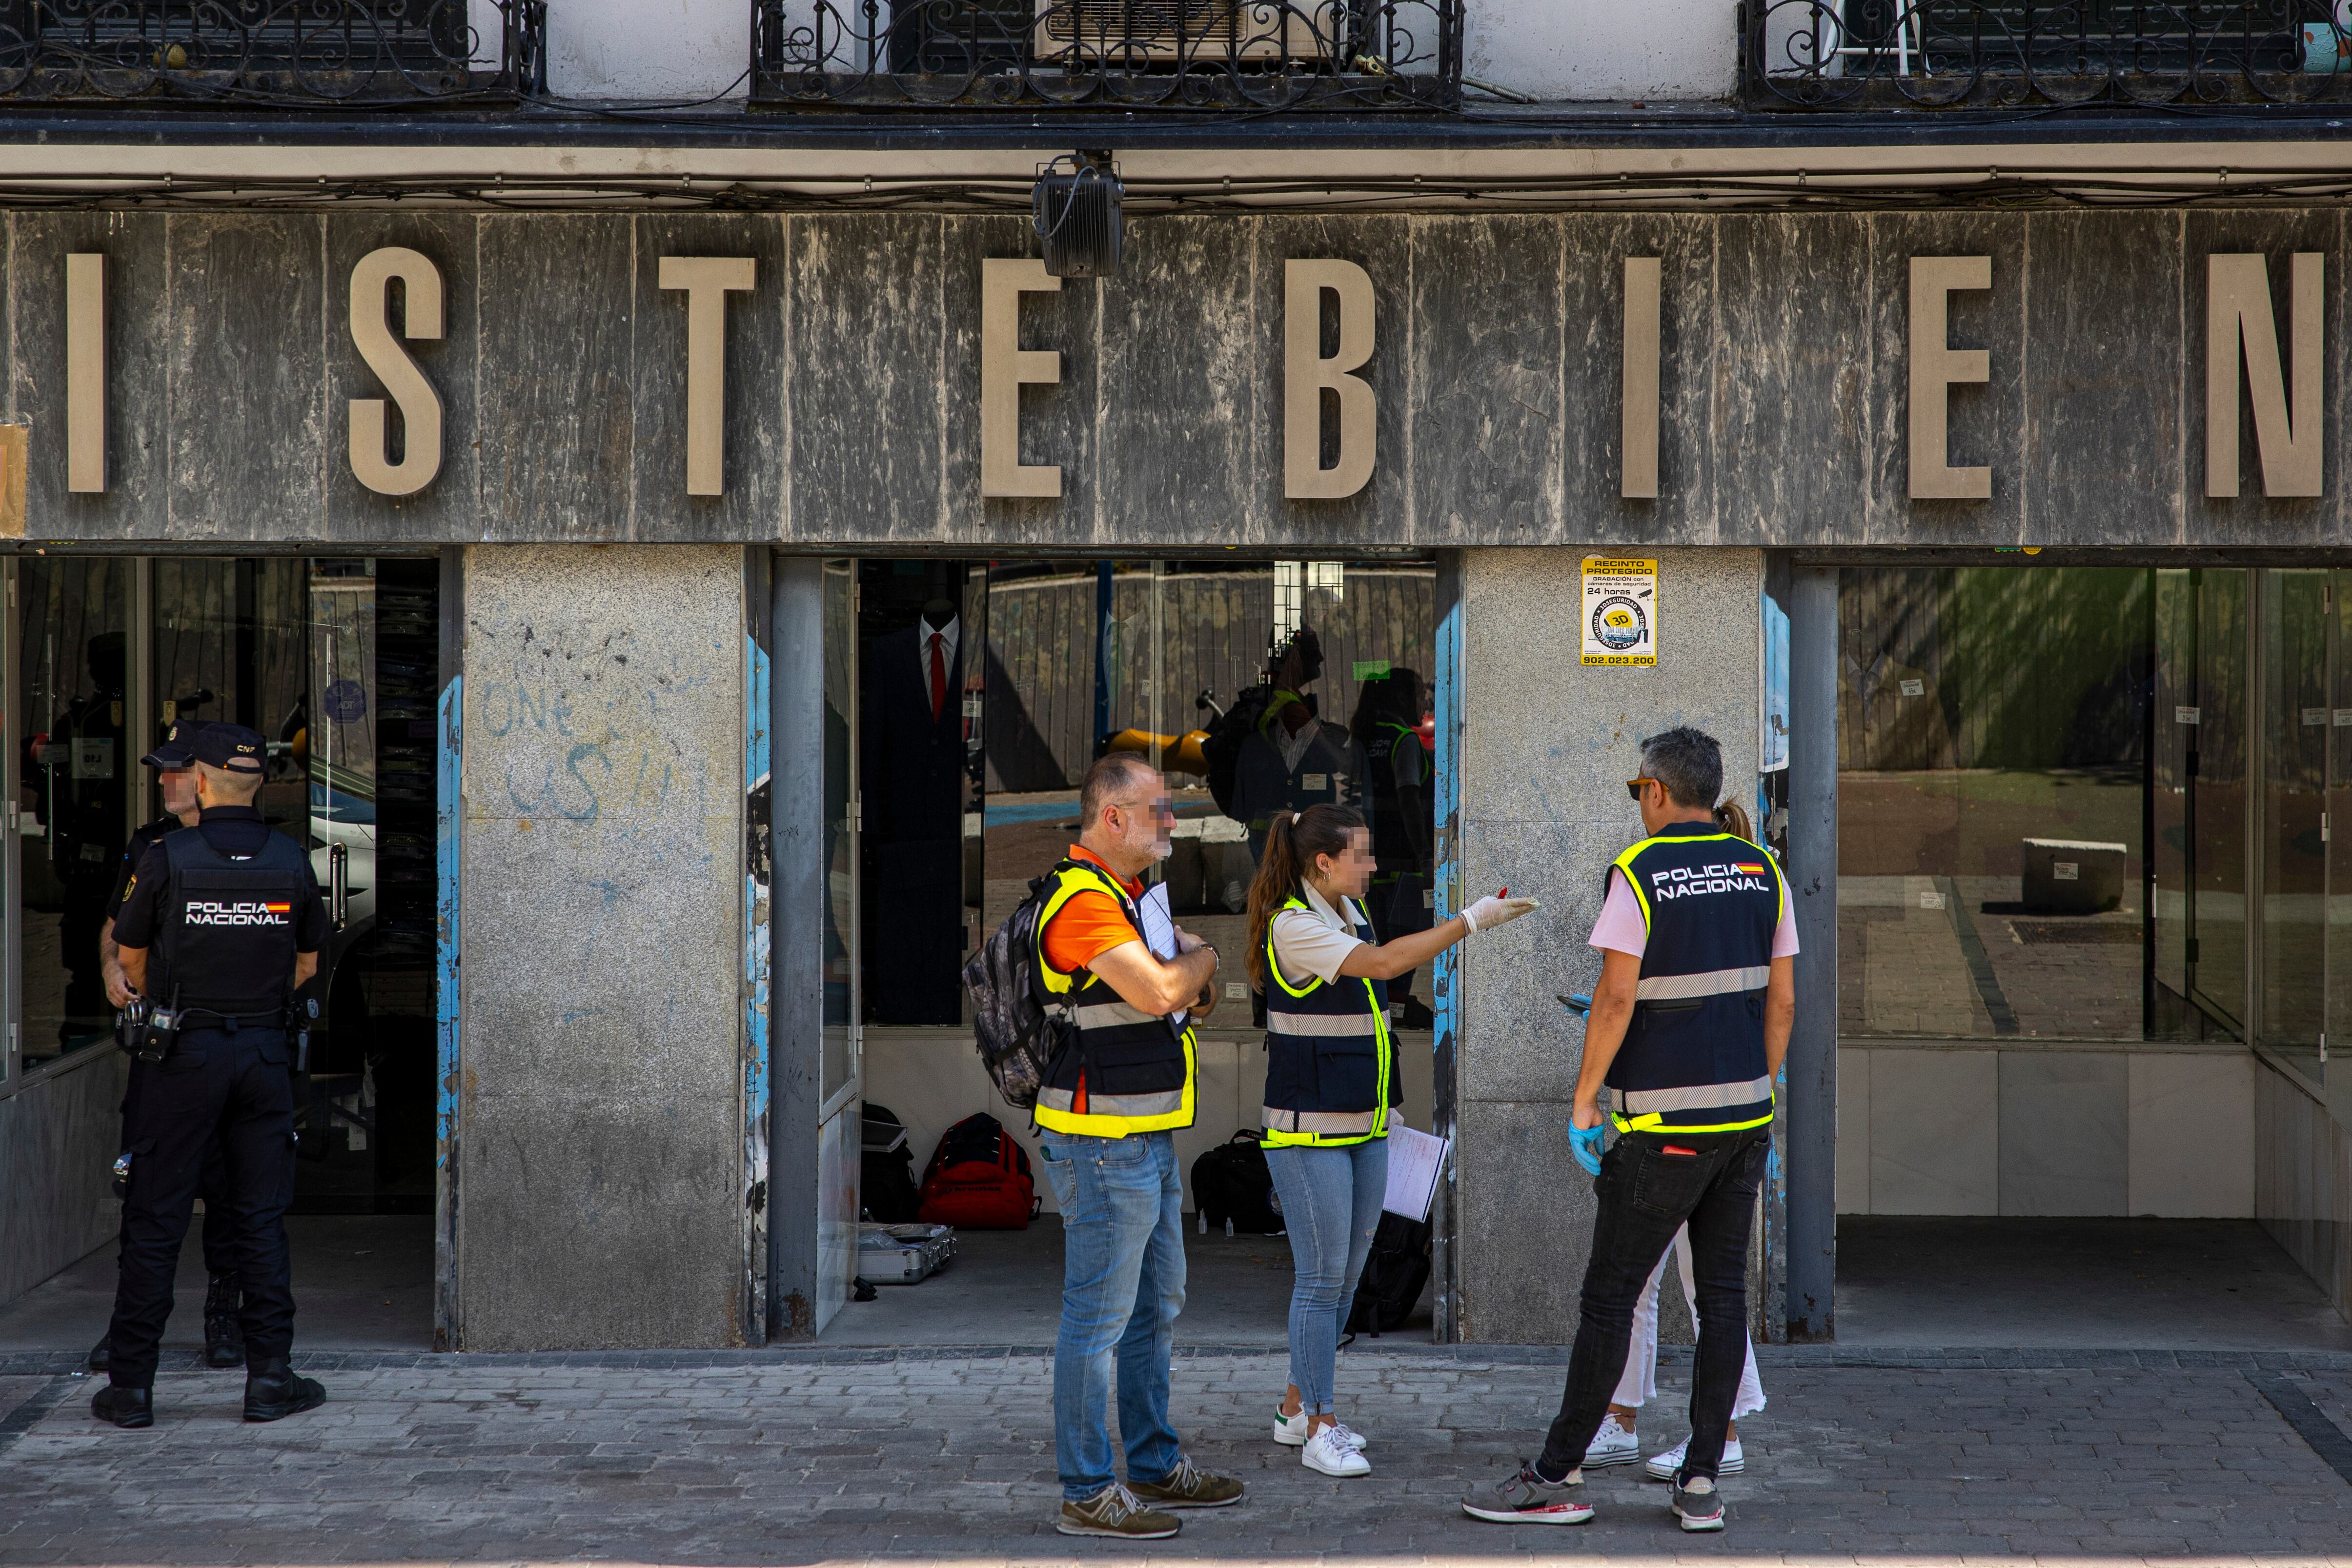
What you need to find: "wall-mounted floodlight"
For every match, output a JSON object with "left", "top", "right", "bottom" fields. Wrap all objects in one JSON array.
[{"left": 1034, "top": 151, "right": 1122, "bottom": 280}]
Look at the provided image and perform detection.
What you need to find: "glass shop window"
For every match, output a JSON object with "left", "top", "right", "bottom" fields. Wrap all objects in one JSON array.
[
  {"left": 1837, "top": 567, "right": 2156, "bottom": 1042},
  {"left": 854, "top": 558, "right": 1437, "bottom": 1028},
  {"left": 16, "top": 558, "right": 132, "bottom": 1069}
]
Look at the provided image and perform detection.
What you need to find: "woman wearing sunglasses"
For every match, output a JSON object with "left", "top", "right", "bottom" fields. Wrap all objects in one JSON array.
[{"left": 1244, "top": 804, "right": 1536, "bottom": 1478}]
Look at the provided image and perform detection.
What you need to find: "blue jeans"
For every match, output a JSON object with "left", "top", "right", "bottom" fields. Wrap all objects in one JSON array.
[
  {"left": 1037, "top": 1130, "right": 1186, "bottom": 1502},
  {"left": 1263, "top": 1138, "right": 1389, "bottom": 1415}
]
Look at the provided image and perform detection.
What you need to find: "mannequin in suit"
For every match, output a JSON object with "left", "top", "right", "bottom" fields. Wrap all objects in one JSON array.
[{"left": 863, "top": 597, "right": 968, "bottom": 1024}]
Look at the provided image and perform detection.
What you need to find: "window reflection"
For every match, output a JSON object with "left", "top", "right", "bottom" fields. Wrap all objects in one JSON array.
[
  {"left": 17, "top": 559, "right": 130, "bottom": 1067},
  {"left": 967, "top": 559, "right": 1434, "bottom": 1023},
  {"left": 1838, "top": 568, "right": 2152, "bottom": 1042}
]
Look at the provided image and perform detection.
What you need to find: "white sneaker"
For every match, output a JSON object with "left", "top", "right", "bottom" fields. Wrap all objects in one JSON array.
[
  {"left": 1581, "top": 1415, "right": 1641, "bottom": 1468},
  {"left": 1644, "top": 1435, "right": 1744, "bottom": 1480},
  {"left": 1302, "top": 1427, "right": 1372, "bottom": 1478},
  {"left": 1273, "top": 1407, "right": 1369, "bottom": 1449}
]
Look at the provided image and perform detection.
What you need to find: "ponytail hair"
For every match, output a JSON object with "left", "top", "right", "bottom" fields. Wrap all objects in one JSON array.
[
  {"left": 1245, "top": 804, "right": 1366, "bottom": 991},
  {"left": 1714, "top": 797, "right": 1754, "bottom": 843}
]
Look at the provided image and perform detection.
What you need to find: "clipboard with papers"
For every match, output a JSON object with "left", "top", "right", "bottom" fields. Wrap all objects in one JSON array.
[
  {"left": 1382, "top": 1123, "right": 1449, "bottom": 1222},
  {"left": 1137, "top": 881, "right": 1187, "bottom": 1026}
]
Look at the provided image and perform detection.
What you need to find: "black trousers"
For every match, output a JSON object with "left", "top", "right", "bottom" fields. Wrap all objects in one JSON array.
[
  {"left": 120, "top": 1058, "right": 235, "bottom": 1277},
  {"left": 1537, "top": 1125, "right": 1770, "bottom": 1484},
  {"left": 105, "top": 1026, "right": 298, "bottom": 1387}
]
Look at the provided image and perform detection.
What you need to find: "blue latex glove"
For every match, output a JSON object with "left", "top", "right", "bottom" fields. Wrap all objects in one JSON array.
[{"left": 1568, "top": 1118, "right": 1606, "bottom": 1177}]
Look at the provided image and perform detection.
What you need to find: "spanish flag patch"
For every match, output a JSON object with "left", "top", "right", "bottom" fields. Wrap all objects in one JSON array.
[
  {"left": 1734, "top": 863, "right": 1766, "bottom": 875},
  {"left": 264, "top": 903, "right": 291, "bottom": 914}
]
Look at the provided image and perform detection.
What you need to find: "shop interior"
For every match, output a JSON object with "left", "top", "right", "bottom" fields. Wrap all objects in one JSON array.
[
  {"left": 827, "top": 556, "right": 1441, "bottom": 1346},
  {"left": 1833, "top": 563, "right": 2352, "bottom": 1349},
  {"left": 0, "top": 554, "right": 441, "bottom": 1356}
]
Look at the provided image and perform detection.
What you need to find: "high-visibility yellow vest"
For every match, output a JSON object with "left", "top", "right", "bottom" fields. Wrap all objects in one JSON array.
[
  {"left": 1259, "top": 894, "right": 1394, "bottom": 1149},
  {"left": 1032, "top": 860, "right": 1198, "bottom": 1138}
]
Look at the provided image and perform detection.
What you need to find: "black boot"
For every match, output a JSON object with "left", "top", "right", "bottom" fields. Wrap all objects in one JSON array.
[
  {"left": 90, "top": 1385, "right": 152, "bottom": 1428},
  {"left": 86, "top": 1334, "right": 109, "bottom": 1372},
  {"left": 243, "top": 1357, "right": 324, "bottom": 1423},
  {"left": 203, "top": 1273, "right": 245, "bottom": 1369}
]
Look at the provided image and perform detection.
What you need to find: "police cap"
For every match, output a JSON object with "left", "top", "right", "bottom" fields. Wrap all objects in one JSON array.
[
  {"left": 193, "top": 723, "right": 267, "bottom": 774},
  {"left": 139, "top": 719, "right": 205, "bottom": 770}
]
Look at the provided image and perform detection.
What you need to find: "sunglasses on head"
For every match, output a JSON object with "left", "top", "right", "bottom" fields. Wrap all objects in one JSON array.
[{"left": 1626, "top": 777, "right": 1661, "bottom": 802}]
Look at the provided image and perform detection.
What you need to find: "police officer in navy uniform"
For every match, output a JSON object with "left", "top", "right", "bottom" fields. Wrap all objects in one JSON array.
[
  {"left": 1466, "top": 726, "right": 1795, "bottom": 1536},
  {"left": 95, "top": 723, "right": 330, "bottom": 1429},
  {"left": 87, "top": 720, "right": 247, "bottom": 1374}
]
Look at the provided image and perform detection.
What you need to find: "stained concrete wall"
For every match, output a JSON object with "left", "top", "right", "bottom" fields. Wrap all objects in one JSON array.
[
  {"left": 457, "top": 544, "right": 748, "bottom": 1350},
  {"left": 1454, "top": 546, "right": 1761, "bottom": 1345},
  {"left": 10, "top": 209, "right": 2350, "bottom": 552},
  {"left": 0, "top": 1051, "right": 126, "bottom": 1307}
]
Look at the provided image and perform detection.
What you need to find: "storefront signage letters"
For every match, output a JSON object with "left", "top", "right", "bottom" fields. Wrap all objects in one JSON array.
[
  {"left": 658, "top": 256, "right": 757, "bottom": 497},
  {"left": 1284, "top": 259, "right": 1377, "bottom": 500},
  {"left": 348, "top": 247, "right": 445, "bottom": 497},
  {"left": 1908, "top": 256, "right": 1993, "bottom": 501},
  {"left": 1620, "top": 257, "right": 1662, "bottom": 500},
  {"left": 66, "top": 253, "right": 104, "bottom": 493},
  {"left": 37, "top": 241, "right": 2348, "bottom": 519},
  {"left": 979, "top": 258, "right": 1064, "bottom": 498},
  {"left": 2207, "top": 252, "right": 2323, "bottom": 499}
]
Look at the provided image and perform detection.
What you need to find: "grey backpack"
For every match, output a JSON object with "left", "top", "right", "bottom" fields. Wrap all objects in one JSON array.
[{"left": 962, "top": 873, "right": 1073, "bottom": 1111}]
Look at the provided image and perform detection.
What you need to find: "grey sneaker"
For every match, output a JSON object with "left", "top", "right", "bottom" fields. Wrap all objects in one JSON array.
[
  {"left": 1460, "top": 1462, "right": 1595, "bottom": 1526},
  {"left": 1130, "top": 1456, "right": 1245, "bottom": 1508},
  {"left": 1670, "top": 1473, "right": 1725, "bottom": 1532},
  {"left": 1057, "top": 1483, "right": 1181, "bottom": 1539}
]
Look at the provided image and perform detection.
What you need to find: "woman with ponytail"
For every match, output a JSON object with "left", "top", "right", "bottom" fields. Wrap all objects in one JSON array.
[{"left": 1245, "top": 804, "right": 1536, "bottom": 1478}]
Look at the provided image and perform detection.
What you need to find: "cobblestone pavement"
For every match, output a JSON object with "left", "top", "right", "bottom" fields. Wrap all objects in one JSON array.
[{"left": 1, "top": 1350, "right": 2349, "bottom": 1565}]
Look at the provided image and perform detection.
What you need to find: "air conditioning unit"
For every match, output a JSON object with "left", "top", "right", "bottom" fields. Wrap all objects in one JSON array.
[{"left": 1032, "top": 0, "right": 1337, "bottom": 63}]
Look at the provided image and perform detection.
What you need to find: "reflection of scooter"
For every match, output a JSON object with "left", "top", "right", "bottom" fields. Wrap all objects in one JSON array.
[{"left": 1095, "top": 688, "right": 1222, "bottom": 778}]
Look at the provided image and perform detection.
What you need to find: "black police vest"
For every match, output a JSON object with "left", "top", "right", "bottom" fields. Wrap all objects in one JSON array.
[
  {"left": 1603, "top": 822, "right": 1783, "bottom": 1135},
  {"left": 151, "top": 824, "right": 308, "bottom": 1017}
]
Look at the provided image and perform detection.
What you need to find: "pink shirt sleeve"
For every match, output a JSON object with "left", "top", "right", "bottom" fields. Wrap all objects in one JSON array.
[
  {"left": 1586, "top": 869, "right": 1649, "bottom": 956},
  {"left": 1586, "top": 865, "right": 1802, "bottom": 958}
]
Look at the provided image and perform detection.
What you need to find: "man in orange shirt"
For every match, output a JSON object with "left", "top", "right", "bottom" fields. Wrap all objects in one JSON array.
[{"left": 1033, "top": 755, "right": 1242, "bottom": 1539}]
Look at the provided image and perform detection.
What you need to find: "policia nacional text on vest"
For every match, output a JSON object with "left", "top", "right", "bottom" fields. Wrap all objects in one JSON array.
[
  {"left": 1033, "top": 858, "right": 1199, "bottom": 1137},
  {"left": 1261, "top": 894, "right": 1397, "bottom": 1147},
  {"left": 1603, "top": 821, "right": 1784, "bottom": 1136}
]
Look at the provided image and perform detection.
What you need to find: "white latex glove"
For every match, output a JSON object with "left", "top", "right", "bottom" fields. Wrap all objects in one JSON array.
[{"left": 1462, "top": 894, "right": 1539, "bottom": 934}]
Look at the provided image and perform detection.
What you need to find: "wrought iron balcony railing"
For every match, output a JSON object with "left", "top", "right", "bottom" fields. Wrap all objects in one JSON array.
[
  {"left": 752, "top": 0, "right": 1462, "bottom": 111},
  {"left": 1744, "top": 0, "right": 2352, "bottom": 108},
  {"left": 0, "top": 0, "right": 547, "bottom": 106}
]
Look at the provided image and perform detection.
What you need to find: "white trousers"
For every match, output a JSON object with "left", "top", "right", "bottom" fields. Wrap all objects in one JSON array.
[{"left": 1607, "top": 1225, "right": 1767, "bottom": 1420}]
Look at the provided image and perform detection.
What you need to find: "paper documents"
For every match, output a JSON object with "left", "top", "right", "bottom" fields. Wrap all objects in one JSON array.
[
  {"left": 1138, "top": 882, "right": 1186, "bottom": 1026},
  {"left": 1382, "top": 1123, "right": 1449, "bottom": 1222}
]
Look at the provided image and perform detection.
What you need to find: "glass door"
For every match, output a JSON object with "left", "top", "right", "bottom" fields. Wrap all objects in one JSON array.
[
  {"left": 11, "top": 558, "right": 134, "bottom": 1073},
  {"left": 2330, "top": 572, "right": 2352, "bottom": 1111},
  {"left": 815, "top": 557, "right": 860, "bottom": 1332},
  {"left": 2192, "top": 570, "right": 2250, "bottom": 1031},
  {"left": 2261, "top": 569, "right": 2328, "bottom": 1078},
  {"left": 2152, "top": 568, "right": 2193, "bottom": 1007}
]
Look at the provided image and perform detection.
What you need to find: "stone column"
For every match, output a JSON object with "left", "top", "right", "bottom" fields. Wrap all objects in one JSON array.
[
  {"left": 1454, "top": 545, "right": 1763, "bottom": 1344},
  {"left": 456, "top": 544, "right": 748, "bottom": 1349}
]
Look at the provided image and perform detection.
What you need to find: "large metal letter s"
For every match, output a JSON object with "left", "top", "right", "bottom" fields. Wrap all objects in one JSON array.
[{"left": 348, "top": 247, "right": 445, "bottom": 496}]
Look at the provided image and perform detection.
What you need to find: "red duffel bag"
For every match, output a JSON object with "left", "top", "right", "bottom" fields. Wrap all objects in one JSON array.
[{"left": 917, "top": 1112, "right": 1039, "bottom": 1230}]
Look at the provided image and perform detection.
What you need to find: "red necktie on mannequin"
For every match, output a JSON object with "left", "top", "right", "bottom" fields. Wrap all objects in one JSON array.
[{"left": 928, "top": 631, "right": 947, "bottom": 722}]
